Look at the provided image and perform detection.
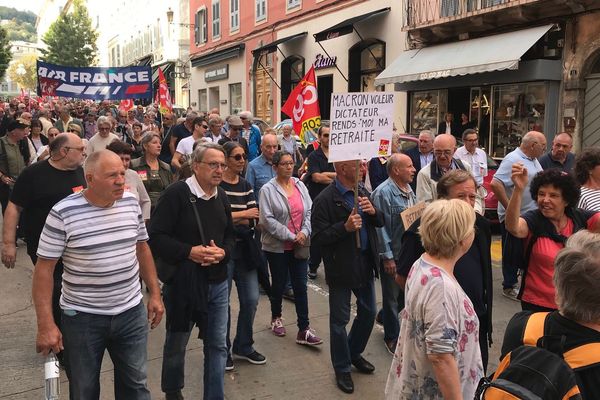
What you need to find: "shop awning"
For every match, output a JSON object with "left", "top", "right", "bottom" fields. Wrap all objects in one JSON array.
[
  {"left": 152, "top": 62, "right": 175, "bottom": 84},
  {"left": 314, "top": 7, "right": 390, "bottom": 42},
  {"left": 375, "top": 24, "right": 554, "bottom": 86},
  {"left": 251, "top": 32, "right": 307, "bottom": 57},
  {"left": 190, "top": 43, "right": 245, "bottom": 68}
]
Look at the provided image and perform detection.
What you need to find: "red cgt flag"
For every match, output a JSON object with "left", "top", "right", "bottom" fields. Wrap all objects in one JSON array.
[
  {"left": 119, "top": 99, "right": 134, "bottom": 111},
  {"left": 281, "top": 65, "right": 320, "bottom": 144},
  {"left": 157, "top": 67, "right": 172, "bottom": 114}
]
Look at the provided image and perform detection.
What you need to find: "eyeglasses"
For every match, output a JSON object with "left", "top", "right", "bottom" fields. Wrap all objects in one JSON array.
[
  {"left": 199, "top": 161, "right": 228, "bottom": 170},
  {"left": 277, "top": 161, "right": 295, "bottom": 167},
  {"left": 65, "top": 146, "right": 85, "bottom": 153},
  {"left": 464, "top": 138, "right": 478, "bottom": 142},
  {"left": 434, "top": 150, "right": 454, "bottom": 156},
  {"left": 98, "top": 127, "right": 111, "bottom": 131},
  {"left": 455, "top": 193, "right": 482, "bottom": 202},
  {"left": 67, "top": 129, "right": 80, "bottom": 133},
  {"left": 229, "top": 154, "right": 247, "bottom": 161},
  {"left": 201, "top": 125, "right": 209, "bottom": 129},
  {"left": 321, "top": 134, "right": 330, "bottom": 138}
]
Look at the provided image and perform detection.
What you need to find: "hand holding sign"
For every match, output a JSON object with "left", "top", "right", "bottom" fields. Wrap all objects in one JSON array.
[{"left": 344, "top": 208, "right": 363, "bottom": 232}]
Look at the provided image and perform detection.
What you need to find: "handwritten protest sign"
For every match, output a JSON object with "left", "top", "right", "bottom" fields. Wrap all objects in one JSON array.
[
  {"left": 401, "top": 202, "right": 427, "bottom": 230},
  {"left": 328, "top": 92, "right": 395, "bottom": 162}
]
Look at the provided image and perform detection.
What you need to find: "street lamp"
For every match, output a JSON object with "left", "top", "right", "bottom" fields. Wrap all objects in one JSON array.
[{"left": 166, "top": 7, "right": 195, "bottom": 28}]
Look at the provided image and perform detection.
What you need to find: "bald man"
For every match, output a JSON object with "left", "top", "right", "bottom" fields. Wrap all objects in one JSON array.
[
  {"left": 32, "top": 150, "right": 163, "bottom": 398},
  {"left": 416, "top": 134, "right": 470, "bottom": 204},
  {"left": 370, "top": 153, "right": 416, "bottom": 354},
  {"left": 490, "top": 130, "right": 545, "bottom": 300},
  {"left": 538, "top": 132, "right": 575, "bottom": 173}
]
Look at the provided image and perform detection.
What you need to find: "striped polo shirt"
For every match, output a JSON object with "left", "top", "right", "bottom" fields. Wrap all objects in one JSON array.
[{"left": 37, "top": 191, "right": 148, "bottom": 315}]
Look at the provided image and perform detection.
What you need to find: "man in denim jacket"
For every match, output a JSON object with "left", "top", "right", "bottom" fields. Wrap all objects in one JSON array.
[{"left": 370, "top": 154, "right": 416, "bottom": 356}]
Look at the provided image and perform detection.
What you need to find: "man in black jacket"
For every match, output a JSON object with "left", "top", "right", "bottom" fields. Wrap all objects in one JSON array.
[
  {"left": 405, "top": 130, "right": 434, "bottom": 192},
  {"left": 395, "top": 170, "right": 493, "bottom": 371},
  {"left": 311, "top": 159, "right": 384, "bottom": 394}
]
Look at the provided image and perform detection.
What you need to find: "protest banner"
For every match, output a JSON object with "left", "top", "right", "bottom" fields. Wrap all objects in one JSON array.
[
  {"left": 328, "top": 92, "right": 395, "bottom": 162},
  {"left": 36, "top": 60, "right": 153, "bottom": 100},
  {"left": 400, "top": 202, "right": 427, "bottom": 230}
]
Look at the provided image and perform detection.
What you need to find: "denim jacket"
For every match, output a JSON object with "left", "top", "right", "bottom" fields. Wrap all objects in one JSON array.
[{"left": 370, "top": 177, "right": 416, "bottom": 260}]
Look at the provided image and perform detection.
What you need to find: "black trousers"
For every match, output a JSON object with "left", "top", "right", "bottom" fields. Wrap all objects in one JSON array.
[{"left": 29, "top": 254, "right": 64, "bottom": 331}]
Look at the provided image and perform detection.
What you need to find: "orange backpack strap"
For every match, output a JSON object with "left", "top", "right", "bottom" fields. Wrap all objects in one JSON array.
[
  {"left": 563, "top": 343, "right": 600, "bottom": 370},
  {"left": 523, "top": 312, "right": 550, "bottom": 346}
]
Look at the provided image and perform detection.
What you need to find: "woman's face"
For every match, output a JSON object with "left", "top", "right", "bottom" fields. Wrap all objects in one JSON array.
[
  {"left": 227, "top": 147, "right": 247, "bottom": 174},
  {"left": 275, "top": 155, "right": 294, "bottom": 180},
  {"left": 144, "top": 136, "right": 161, "bottom": 156},
  {"left": 119, "top": 153, "right": 131, "bottom": 169},
  {"left": 133, "top": 125, "right": 142, "bottom": 135},
  {"left": 536, "top": 184, "right": 568, "bottom": 221},
  {"left": 31, "top": 125, "right": 42, "bottom": 134}
]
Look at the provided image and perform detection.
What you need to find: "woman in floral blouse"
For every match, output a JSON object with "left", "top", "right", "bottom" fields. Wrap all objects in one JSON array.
[{"left": 385, "top": 199, "right": 483, "bottom": 400}]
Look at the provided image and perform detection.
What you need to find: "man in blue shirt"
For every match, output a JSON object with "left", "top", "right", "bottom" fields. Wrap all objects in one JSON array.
[
  {"left": 490, "top": 131, "right": 545, "bottom": 300},
  {"left": 239, "top": 111, "right": 262, "bottom": 162},
  {"left": 370, "top": 154, "right": 416, "bottom": 355}
]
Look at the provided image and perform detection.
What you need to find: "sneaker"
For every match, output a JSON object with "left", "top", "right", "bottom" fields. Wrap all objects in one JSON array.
[
  {"left": 233, "top": 350, "right": 267, "bottom": 365},
  {"left": 502, "top": 287, "right": 519, "bottom": 301},
  {"left": 384, "top": 339, "right": 397, "bottom": 355},
  {"left": 165, "top": 390, "right": 184, "bottom": 400},
  {"left": 282, "top": 289, "right": 295, "bottom": 302},
  {"left": 271, "top": 317, "right": 286, "bottom": 337},
  {"left": 296, "top": 327, "right": 323, "bottom": 345},
  {"left": 225, "top": 354, "right": 234, "bottom": 371},
  {"left": 375, "top": 309, "right": 383, "bottom": 325},
  {"left": 308, "top": 265, "right": 318, "bottom": 279}
]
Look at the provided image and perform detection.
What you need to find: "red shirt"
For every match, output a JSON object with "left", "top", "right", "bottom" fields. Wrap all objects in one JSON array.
[{"left": 284, "top": 185, "right": 304, "bottom": 251}]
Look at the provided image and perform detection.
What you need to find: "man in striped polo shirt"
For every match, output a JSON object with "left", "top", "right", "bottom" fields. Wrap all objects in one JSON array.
[{"left": 32, "top": 150, "right": 164, "bottom": 399}]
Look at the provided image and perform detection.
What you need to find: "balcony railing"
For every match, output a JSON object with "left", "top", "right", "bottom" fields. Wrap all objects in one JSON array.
[{"left": 403, "top": 0, "right": 526, "bottom": 29}]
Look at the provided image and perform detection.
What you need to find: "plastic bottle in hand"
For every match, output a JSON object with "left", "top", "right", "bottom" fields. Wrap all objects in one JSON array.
[{"left": 44, "top": 352, "right": 60, "bottom": 399}]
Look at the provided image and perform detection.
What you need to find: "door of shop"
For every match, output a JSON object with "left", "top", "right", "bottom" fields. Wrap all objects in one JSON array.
[
  {"left": 255, "top": 63, "right": 272, "bottom": 125},
  {"left": 317, "top": 75, "right": 333, "bottom": 120},
  {"left": 583, "top": 74, "right": 600, "bottom": 148}
]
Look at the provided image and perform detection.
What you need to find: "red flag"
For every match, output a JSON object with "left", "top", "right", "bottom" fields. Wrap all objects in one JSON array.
[
  {"left": 157, "top": 67, "right": 172, "bottom": 114},
  {"left": 119, "top": 99, "right": 134, "bottom": 111},
  {"left": 281, "top": 65, "right": 320, "bottom": 144}
]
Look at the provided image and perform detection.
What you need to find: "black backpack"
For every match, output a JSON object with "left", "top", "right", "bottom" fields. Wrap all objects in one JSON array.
[{"left": 475, "top": 312, "right": 600, "bottom": 400}]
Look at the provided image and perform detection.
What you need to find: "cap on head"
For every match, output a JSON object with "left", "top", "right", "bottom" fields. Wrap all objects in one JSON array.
[{"left": 228, "top": 115, "right": 243, "bottom": 127}]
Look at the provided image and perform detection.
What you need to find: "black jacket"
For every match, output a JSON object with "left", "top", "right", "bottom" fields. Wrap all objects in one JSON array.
[
  {"left": 397, "top": 213, "right": 493, "bottom": 343},
  {"left": 405, "top": 146, "right": 424, "bottom": 192},
  {"left": 311, "top": 182, "right": 384, "bottom": 289}
]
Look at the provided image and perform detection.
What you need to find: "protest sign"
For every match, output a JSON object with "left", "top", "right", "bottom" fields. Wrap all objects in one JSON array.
[
  {"left": 37, "top": 61, "right": 153, "bottom": 100},
  {"left": 328, "top": 92, "right": 395, "bottom": 162},
  {"left": 400, "top": 202, "right": 427, "bottom": 230}
]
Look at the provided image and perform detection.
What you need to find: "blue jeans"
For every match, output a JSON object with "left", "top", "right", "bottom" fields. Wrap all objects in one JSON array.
[
  {"left": 379, "top": 262, "right": 404, "bottom": 341},
  {"left": 61, "top": 301, "right": 150, "bottom": 400},
  {"left": 161, "top": 280, "right": 229, "bottom": 400},
  {"left": 226, "top": 258, "right": 259, "bottom": 355},
  {"left": 500, "top": 222, "right": 521, "bottom": 289},
  {"left": 265, "top": 250, "right": 309, "bottom": 331},
  {"left": 328, "top": 279, "right": 376, "bottom": 373}
]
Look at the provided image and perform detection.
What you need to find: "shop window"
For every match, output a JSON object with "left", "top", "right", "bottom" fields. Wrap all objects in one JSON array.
[
  {"left": 256, "top": 0, "right": 266, "bottom": 21},
  {"left": 410, "top": 91, "right": 441, "bottom": 134},
  {"left": 229, "top": 83, "right": 242, "bottom": 115},
  {"left": 212, "top": 0, "right": 221, "bottom": 39},
  {"left": 230, "top": 0, "right": 239, "bottom": 31},
  {"left": 209, "top": 87, "right": 220, "bottom": 111},
  {"left": 348, "top": 39, "right": 385, "bottom": 92},
  {"left": 199, "top": 89, "right": 208, "bottom": 113},
  {"left": 491, "top": 82, "right": 547, "bottom": 158},
  {"left": 280, "top": 55, "right": 304, "bottom": 120}
]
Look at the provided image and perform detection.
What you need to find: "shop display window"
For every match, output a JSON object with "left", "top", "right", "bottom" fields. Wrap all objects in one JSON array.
[
  {"left": 491, "top": 82, "right": 546, "bottom": 158},
  {"left": 410, "top": 90, "right": 447, "bottom": 134}
]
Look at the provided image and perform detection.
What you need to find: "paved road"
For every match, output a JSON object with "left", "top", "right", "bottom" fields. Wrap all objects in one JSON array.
[{"left": 0, "top": 236, "right": 520, "bottom": 399}]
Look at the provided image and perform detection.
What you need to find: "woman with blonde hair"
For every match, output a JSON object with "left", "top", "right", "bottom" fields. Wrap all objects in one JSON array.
[{"left": 386, "top": 199, "right": 483, "bottom": 400}]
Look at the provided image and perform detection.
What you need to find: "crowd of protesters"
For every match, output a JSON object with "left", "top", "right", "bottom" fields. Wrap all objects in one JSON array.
[{"left": 0, "top": 95, "right": 599, "bottom": 399}]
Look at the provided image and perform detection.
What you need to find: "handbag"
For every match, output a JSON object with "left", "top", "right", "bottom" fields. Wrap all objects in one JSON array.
[
  {"left": 156, "top": 187, "right": 207, "bottom": 284},
  {"left": 286, "top": 192, "right": 310, "bottom": 260}
]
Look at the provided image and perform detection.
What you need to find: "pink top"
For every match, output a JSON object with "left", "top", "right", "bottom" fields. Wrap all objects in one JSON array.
[{"left": 285, "top": 185, "right": 304, "bottom": 251}]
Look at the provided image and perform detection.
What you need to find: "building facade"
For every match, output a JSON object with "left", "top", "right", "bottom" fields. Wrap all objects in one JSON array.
[
  {"left": 188, "top": 0, "right": 407, "bottom": 129},
  {"left": 375, "top": 0, "right": 600, "bottom": 155}
]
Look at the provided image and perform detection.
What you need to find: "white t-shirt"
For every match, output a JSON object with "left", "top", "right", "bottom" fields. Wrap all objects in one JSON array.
[
  {"left": 175, "top": 135, "right": 197, "bottom": 156},
  {"left": 37, "top": 191, "right": 148, "bottom": 315},
  {"left": 86, "top": 132, "right": 119, "bottom": 154}
]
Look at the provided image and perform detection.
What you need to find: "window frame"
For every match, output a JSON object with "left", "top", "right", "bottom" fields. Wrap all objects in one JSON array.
[
  {"left": 212, "top": 0, "right": 221, "bottom": 40},
  {"left": 230, "top": 0, "right": 240, "bottom": 32},
  {"left": 255, "top": 0, "right": 266, "bottom": 22}
]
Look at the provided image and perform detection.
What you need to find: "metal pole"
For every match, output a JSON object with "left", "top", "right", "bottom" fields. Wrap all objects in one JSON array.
[
  {"left": 354, "top": 159, "right": 361, "bottom": 248},
  {"left": 257, "top": 57, "right": 281, "bottom": 90},
  {"left": 315, "top": 41, "right": 348, "bottom": 82}
]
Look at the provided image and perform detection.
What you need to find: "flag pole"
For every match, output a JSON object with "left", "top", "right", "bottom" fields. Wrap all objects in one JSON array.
[{"left": 354, "top": 159, "right": 361, "bottom": 249}]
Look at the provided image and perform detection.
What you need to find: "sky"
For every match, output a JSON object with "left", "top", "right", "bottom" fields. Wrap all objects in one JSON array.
[{"left": 0, "top": 0, "right": 44, "bottom": 15}]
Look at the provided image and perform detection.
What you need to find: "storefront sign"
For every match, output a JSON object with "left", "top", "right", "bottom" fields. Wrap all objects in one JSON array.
[
  {"left": 419, "top": 70, "right": 451, "bottom": 80},
  {"left": 328, "top": 92, "right": 395, "bottom": 162},
  {"left": 205, "top": 65, "right": 229, "bottom": 82},
  {"left": 314, "top": 53, "right": 337, "bottom": 70}
]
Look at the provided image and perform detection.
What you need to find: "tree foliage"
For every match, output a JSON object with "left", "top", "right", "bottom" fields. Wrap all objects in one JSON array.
[
  {"left": 0, "top": 7, "right": 37, "bottom": 42},
  {"left": 7, "top": 54, "right": 37, "bottom": 90},
  {"left": 0, "top": 25, "right": 11, "bottom": 81},
  {"left": 0, "top": 7, "right": 36, "bottom": 25},
  {"left": 41, "top": 0, "right": 98, "bottom": 67}
]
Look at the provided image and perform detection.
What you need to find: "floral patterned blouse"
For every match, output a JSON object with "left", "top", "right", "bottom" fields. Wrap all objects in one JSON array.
[{"left": 385, "top": 256, "right": 483, "bottom": 399}]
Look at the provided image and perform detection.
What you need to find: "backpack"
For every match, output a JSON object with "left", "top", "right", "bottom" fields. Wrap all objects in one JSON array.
[{"left": 474, "top": 312, "right": 600, "bottom": 400}]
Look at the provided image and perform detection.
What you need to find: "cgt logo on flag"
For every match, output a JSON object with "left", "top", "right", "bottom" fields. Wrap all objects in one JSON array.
[
  {"left": 281, "top": 65, "right": 321, "bottom": 144},
  {"left": 37, "top": 61, "right": 153, "bottom": 100}
]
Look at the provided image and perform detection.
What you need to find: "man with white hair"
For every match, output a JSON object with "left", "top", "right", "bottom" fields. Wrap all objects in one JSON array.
[
  {"left": 85, "top": 116, "right": 119, "bottom": 155},
  {"left": 238, "top": 111, "right": 262, "bottom": 161}
]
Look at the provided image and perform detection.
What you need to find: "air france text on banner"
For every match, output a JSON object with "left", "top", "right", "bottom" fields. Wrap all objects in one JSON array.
[
  {"left": 328, "top": 92, "right": 395, "bottom": 162},
  {"left": 36, "top": 61, "right": 153, "bottom": 100}
]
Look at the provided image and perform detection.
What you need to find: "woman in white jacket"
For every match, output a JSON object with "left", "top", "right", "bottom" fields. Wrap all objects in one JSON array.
[{"left": 259, "top": 150, "right": 323, "bottom": 346}]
